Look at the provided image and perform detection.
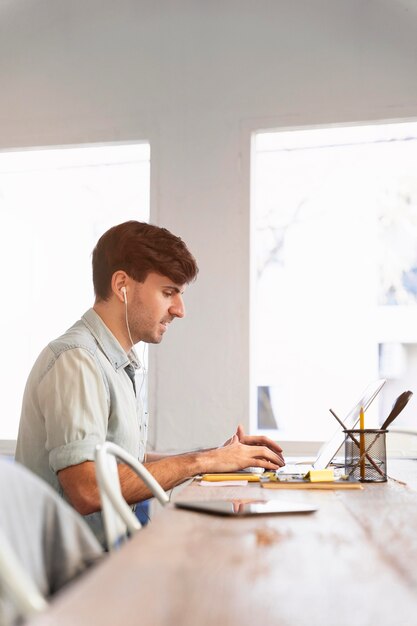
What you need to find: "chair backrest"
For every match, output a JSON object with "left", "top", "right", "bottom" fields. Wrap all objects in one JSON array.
[
  {"left": 95, "top": 442, "right": 169, "bottom": 551},
  {"left": 0, "top": 527, "right": 48, "bottom": 623},
  {"left": 0, "top": 459, "right": 102, "bottom": 626}
]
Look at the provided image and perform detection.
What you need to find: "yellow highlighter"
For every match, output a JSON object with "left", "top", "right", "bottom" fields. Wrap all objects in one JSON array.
[
  {"left": 201, "top": 473, "right": 261, "bottom": 482},
  {"left": 359, "top": 406, "right": 365, "bottom": 481}
]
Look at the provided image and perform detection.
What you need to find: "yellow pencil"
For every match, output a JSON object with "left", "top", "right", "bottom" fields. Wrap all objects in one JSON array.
[
  {"left": 359, "top": 406, "right": 365, "bottom": 480},
  {"left": 200, "top": 474, "right": 261, "bottom": 482}
]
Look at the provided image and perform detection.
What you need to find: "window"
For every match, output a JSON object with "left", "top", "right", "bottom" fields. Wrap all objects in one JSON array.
[
  {"left": 0, "top": 143, "right": 150, "bottom": 440},
  {"left": 252, "top": 122, "right": 417, "bottom": 440}
]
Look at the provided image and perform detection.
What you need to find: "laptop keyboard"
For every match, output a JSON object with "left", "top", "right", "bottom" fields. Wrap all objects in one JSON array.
[{"left": 276, "top": 464, "right": 313, "bottom": 476}]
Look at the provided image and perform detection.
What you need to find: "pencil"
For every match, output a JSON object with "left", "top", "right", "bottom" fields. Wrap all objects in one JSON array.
[
  {"left": 328, "top": 408, "right": 384, "bottom": 477},
  {"left": 360, "top": 406, "right": 365, "bottom": 481}
]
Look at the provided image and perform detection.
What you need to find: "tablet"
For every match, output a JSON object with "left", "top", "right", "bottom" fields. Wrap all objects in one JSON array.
[{"left": 174, "top": 499, "right": 318, "bottom": 516}]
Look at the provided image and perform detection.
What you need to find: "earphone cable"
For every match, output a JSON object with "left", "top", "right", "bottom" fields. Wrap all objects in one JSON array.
[{"left": 124, "top": 296, "right": 148, "bottom": 409}]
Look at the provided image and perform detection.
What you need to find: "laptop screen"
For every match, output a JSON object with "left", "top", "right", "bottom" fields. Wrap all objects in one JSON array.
[{"left": 313, "top": 378, "right": 386, "bottom": 470}]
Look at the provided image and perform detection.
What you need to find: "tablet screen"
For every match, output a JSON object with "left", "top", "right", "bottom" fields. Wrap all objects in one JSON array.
[{"left": 174, "top": 499, "right": 318, "bottom": 516}]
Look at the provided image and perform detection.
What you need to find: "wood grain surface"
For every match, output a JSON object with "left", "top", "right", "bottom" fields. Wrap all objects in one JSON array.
[{"left": 29, "top": 460, "right": 417, "bottom": 626}]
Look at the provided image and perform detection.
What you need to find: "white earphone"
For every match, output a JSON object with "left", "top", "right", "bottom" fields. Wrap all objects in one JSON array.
[{"left": 122, "top": 285, "right": 135, "bottom": 349}]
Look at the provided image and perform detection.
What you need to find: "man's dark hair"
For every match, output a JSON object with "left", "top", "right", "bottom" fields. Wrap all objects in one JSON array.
[{"left": 92, "top": 221, "right": 199, "bottom": 301}]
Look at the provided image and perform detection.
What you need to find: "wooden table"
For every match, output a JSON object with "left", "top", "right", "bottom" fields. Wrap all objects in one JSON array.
[{"left": 30, "top": 460, "right": 417, "bottom": 626}]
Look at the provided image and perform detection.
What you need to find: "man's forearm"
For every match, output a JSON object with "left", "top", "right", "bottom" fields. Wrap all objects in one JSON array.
[
  {"left": 119, "top": 452, "right": 202, "bottom": 503},
  {"left": 121, "top": 425, "right": 286, "bottom": 502},
  {"left": 119, "top": 448, "right": 229, "bottom": 503},
  {"left": 145, "top": 447, "right": 216, "bottom": 463},
  {"left": 58, "top": 453, "right": 203, "bottom": 515},
  {"left": 59, "top": 439, "right": 284, "bottom": 515},
  {"left": 120, "top": 439, "right": 283, "bottom": 504}
]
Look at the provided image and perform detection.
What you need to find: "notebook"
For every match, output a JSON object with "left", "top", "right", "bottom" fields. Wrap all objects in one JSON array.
[{"left": 277, "top": 378, "right": 386, "bottom": 476}]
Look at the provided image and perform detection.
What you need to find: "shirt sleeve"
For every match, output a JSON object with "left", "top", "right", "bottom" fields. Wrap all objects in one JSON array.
[{"left": 37, "top": 347, "right": 109, "bottom": 473}]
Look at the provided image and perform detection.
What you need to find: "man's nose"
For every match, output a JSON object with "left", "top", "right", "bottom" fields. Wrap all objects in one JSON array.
[{"left": 170, "top": 295, "right": 185, "bottom": 318}]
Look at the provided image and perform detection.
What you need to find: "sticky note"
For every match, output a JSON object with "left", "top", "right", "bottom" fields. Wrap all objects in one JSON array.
[{"left": 303, "top": 469, "right": 335, "bottom": 482}]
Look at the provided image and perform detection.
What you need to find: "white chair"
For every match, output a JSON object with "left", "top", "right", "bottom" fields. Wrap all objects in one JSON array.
[
  {"left": 0, "top": 527, "right": 48, "bottom": 623},
  {"left": 0, "top": 460, "right": 102, "bottom": 626},
  {"left": 95, "top": 442, "right": 169, "bottom": 551}
]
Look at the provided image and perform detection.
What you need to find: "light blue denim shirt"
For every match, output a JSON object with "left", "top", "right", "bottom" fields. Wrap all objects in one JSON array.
[{"left": 15, "top": 309, "right": 146, "bottom": 542}]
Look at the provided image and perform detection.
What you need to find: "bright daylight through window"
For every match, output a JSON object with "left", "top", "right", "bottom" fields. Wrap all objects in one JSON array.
[
  {"left": 252, "top": 121, "right": 417, "bottom": 441},
  {"left": 0, "top": 143, "right": 150, "bottom": 440}
]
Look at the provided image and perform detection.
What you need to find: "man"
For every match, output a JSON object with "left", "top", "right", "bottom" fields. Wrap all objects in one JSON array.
[{"left": 16, "top": 221, "right": 284, "bottom": 540}]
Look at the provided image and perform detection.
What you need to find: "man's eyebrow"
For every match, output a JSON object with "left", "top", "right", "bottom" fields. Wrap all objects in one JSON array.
[{"left": 162, "top": 285, "right": 184, "bottom": 294}]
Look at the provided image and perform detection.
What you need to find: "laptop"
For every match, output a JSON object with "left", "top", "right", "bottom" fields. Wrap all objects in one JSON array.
[{"left": 277, "top": 378, "right": 386, "bottom": 476}]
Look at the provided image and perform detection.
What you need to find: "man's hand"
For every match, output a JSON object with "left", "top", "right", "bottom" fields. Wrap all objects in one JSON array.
[
  {"left": 203, "top": 438, "right": 284, "bottom": 473},
  {"left": 222, "top": 423, "right": 285, "bottom": 467},
  {"left": 235, "top": 423, "right": 285, "bottom": 466},
  {"left": 199, "top": 425, "right": 286, "bottom": 474}
]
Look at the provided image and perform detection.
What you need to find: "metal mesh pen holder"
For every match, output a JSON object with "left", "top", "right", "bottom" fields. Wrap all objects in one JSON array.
[{"left": 344, "top": 429, "right": 388, "bottom": 482}]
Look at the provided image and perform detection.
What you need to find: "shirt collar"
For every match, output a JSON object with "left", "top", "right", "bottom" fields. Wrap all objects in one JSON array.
[{"left": 81, "top": 308, "right": 140, "bottom": 372}]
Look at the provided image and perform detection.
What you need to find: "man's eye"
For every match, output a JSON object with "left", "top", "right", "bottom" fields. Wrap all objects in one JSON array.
[{"left": 163, "top": 291, "right": 173, "bottom": 297}]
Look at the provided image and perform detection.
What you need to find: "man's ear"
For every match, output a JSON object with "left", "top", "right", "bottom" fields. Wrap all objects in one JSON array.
[{"left": 111, "top": 271, "right": 129, "bottom": 303}]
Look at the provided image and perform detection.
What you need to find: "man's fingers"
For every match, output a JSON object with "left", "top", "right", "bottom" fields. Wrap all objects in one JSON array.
[
  {"left": 250, "top": 445, "right": 285, "bottom": 467},
  {"left": 248, "top": 459, "right": 281, "bottom": 470},
  {"left": 212, "top": 440, "right": 285, "bottom": 472},
  {"left": 222, "top": 433, "right": 239, "bottom": 447},
  {"left": 234, "top": 427, "right": 284, "bottom": 463},
  {"left": 239, "top": 433, "right": 283, "bottom": 453}
]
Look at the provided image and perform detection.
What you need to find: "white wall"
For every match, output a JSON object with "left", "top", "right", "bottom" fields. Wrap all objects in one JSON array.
[{"left": 1, "top": 0, "right": 417, "bottom": 450}]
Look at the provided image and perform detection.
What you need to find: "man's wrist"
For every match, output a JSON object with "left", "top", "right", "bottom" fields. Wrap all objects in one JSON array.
[{"left": 192, "top": 448, "right": 218, "bottom": 475}]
